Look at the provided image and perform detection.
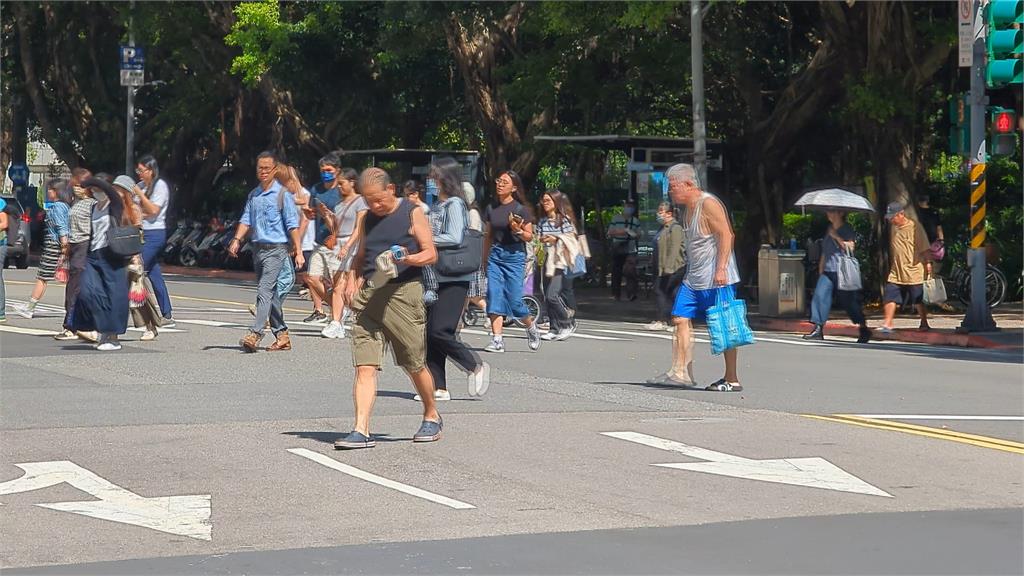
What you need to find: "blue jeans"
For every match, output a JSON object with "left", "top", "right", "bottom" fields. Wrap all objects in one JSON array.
[
  {"left": 142, "top": 229, "right": 172, "bottom": 318},
  {"left": 810, "top": 271, "right": 866, "bottom": 327},
  {"left": 486, "top": 244, "right": 530, "bottom": 319}
]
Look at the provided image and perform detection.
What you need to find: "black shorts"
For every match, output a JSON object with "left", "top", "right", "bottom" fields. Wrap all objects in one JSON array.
[{"left": 884, "top": 282, "right": 923, "bottom": 305}]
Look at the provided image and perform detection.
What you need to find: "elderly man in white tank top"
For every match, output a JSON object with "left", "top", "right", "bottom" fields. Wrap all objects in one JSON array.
[{"left": 646, "top": 163, "right": 744, "bottom": 392}]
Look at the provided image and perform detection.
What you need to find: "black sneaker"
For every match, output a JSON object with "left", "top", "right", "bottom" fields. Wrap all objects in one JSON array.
[
  {"left": 304, "top": 310, "right": 328, "bottom": 324},
  {"left": 334, "top": 430, "right": 376, "bottom": 450}
]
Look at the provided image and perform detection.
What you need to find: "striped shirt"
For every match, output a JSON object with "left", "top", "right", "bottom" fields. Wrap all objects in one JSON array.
[{"left": 68, "top": 198, "right": 97, "bottom": 244}]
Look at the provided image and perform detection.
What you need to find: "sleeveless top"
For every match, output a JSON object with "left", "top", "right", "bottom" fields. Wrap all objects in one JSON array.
[
  {"left": 683, "top": 192, "right": 740, "bottom": 290},
  {"left": 361, "top": 198, "right": 421, "bottom": 283}
]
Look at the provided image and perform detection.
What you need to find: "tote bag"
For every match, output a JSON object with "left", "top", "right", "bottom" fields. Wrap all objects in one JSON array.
[
  {"left": 836, "top": 248, "right": 862, "bottom": 291},
  {"left": 705, "top": 287, "right": 756, "bottom": 355},
  {"left": 923, "top": 276, "right": 947, "bottom": 304}
]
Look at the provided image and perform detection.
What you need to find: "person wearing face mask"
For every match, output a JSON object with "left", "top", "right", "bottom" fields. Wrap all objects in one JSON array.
[
  {"left": 645, "top": 202, "right": 686, "bottom": 331},
  {"left": 303, "top": 152, "right": 345, "bottom": 325},
  {"left": 607, "top": 199, "right": 640, "bottom": 301}
]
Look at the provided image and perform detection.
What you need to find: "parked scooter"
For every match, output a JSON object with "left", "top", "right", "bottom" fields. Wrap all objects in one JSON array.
[{"left": 162, "top": 220, "right": 191, "bottom": 263}]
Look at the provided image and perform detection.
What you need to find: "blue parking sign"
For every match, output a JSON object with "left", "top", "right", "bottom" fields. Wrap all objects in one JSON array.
[
  {"left": 120, "top": 45, "right": 145, "bottom": 71},
  {"left": 7, "top": 162, "right": 29, "bottom": 185}
]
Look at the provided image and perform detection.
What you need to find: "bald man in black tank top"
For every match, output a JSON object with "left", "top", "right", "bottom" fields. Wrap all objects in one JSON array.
[{"left": 334, "top": 168, "right": 443, "bottom": 449}]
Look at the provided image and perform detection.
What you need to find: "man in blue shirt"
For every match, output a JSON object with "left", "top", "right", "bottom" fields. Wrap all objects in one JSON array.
[
  {"left": 228, "top": 151, "right": 304, "bottom": 352},
  {"left": 303, "top": 152, "right": 344, "bottom": 323}
]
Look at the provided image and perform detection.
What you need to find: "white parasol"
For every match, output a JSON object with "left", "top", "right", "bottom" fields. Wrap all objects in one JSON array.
[{"left": 793, "top": 188, "right": 875, "bottom": 214}]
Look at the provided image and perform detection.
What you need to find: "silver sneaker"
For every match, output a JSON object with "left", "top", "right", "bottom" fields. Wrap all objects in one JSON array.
[
  {"left": 527, "top": 325, "right": 542, "bottom": 351},
  {"left": 554, "top": 328, "right": 573, "bottom": 341},
  {"left": 14, "top": 304, "right": 33, "bottom": 319},
  {"left": 483, "top": 339, "right": 505, "bottom": 353}
]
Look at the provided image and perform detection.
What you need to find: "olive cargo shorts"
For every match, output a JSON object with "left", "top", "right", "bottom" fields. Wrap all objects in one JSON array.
[{"left": 351, "top": 280, "right": 427, "bottom": 372}]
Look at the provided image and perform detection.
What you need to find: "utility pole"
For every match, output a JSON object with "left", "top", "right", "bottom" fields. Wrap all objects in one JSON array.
[
  {"left": 691, "top": 0, "right": 707, "bottom": 187},
  {"left": 960, "top": 0, "right": 998, "bottom": 332},
  {"left": 125, "top": 0, "right": 135, "bottom": 176}
]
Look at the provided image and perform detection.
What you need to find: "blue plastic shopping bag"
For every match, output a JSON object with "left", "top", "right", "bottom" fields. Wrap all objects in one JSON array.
[{"left": 705, "top": 287, "right": 755, "bottom": 355}]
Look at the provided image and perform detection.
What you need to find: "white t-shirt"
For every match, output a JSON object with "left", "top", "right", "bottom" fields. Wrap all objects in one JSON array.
[
  {"left": 297, "top": 188, "right": 315, "bottom": 251},
  {"left": 138, "top": 179, "right": 170, "bottom": 231}
]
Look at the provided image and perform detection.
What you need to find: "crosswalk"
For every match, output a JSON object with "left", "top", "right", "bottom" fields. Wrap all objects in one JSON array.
[{"left": 2, "top": 298, "right": 931, "bottom": 350}]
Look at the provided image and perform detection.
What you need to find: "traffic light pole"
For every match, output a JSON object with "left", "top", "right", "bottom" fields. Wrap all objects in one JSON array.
[{"left": 960, "top": 0, "right": 998, "bottom": 332}]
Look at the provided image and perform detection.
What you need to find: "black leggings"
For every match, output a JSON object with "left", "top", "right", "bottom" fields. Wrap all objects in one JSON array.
[{"left": 426, "top": 282, "right": 481, "bottom": 391}]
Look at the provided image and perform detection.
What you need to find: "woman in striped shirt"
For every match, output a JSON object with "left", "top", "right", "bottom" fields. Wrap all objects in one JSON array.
[
  {"left": 15, "top": 179, "right": 72, "bottom": 320},
  {"left": 536, "top": 189, "right": 577, "bottom": 341}
]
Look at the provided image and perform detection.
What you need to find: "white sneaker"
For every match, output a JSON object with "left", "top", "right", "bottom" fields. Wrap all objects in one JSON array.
[
  {"left": 14, "top": 304, "right": 33, "bottom": 319},
  {"left": 541, "top": 331, "right": 558, "bottom": 341},
  {"left": 483, "top": 339, "right": 505, "bottom": 353},
  {"left": 414, "top": 389, "right": 451, "bottom": 402},
  {"left": 321, "top": 320, "right": 345, "bottom": 339},
  {"left": 96, "top": 340, "right": 122, "bottom": 351},
  {"left": 54, "top": 329, "right": 78, "bottom": 341},
  {"left": 555, "top": 328, "right": 573, "bottom": 341},
  {"left": 644, "top": 321, "right": 666, "bottom": 331},
  {"left": 141, "top": 329, "right": 157, "bottom": 341},
  {"left": 76, "top": 330, "right": 99, "bottom": 343},
  {"left": 468, "top": 362, "right": 490, "bottom": 397}
]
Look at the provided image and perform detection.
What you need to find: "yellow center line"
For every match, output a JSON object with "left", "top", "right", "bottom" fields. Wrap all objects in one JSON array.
[{"left": 803, "top": 414, "right": 1024, "bottom": 454}]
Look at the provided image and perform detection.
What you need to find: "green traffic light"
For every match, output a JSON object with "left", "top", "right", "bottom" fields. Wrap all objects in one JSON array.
[{"left": 986, "top": 0, "right": 1024, "bottom": 87}]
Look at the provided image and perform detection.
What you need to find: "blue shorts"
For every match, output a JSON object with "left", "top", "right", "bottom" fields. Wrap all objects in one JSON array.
[{"left": 672, "top": 283, "right": 736, "bottom": 319}]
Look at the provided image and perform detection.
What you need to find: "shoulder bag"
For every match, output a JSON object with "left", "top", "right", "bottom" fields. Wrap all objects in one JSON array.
[
  {"left": 836, "top": 246, "right": 862, "bottom": 291},
  {"left": 436, "top": 199, "right": 483, "bottom": 276}
]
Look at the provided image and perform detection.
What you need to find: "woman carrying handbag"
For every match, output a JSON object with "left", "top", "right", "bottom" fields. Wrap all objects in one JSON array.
[
  {"left": 71, "top": 175, "right": 141, "bottom": 351},
  {"left": 803, "top": 210, "right": 870, "bottom": 343}
]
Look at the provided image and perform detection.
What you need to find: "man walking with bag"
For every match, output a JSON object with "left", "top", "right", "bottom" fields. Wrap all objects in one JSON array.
[
  {"left": 647, "top": 163, "right": 745, "bottom": 392},
  {"left": 879, "top": 202, "right": 932, "bottom": 333},
  {"left": 228, "top": 151, "right": 304, "bottom": 352}
]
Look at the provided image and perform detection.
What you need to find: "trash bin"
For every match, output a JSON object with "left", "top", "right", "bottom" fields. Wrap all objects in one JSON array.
[{"left": 758, "top": 245, "right": 806, "bottom": 317}]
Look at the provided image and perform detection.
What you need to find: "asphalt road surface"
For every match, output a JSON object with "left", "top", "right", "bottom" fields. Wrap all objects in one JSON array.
[{"left": 1, "top": 269, "right": 1022, "bottom": 575}]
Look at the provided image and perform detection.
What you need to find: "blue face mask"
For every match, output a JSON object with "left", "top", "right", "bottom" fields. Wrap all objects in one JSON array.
[
  {"left": 321, "top": 171, "right": 336, "bottom": 185},
  {"left": 425, "top": 178, "right": 439, "bottom": 201}
]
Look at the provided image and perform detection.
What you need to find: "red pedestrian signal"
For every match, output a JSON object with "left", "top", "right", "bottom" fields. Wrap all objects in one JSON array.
[{"left": 994, "top": 110, "right": 1014, "bottom": 133}]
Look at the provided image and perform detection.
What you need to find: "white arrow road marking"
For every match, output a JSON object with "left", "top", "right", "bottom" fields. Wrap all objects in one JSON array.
[
  {"left": 602, "top": 431, "right": 892, "bottom": 498},
  {"left": 0, "top": 461, "right": 212, "bottom": 540},
  {"left": 289, "top": 448, "right": 476, "bottom": 510}
]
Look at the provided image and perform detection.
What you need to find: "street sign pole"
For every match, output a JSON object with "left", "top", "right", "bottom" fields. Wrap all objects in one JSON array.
[
  {"left": 960, "top": 0, "right": 998, "bottom": 332},
  {"left": 125, "top": 0, "right": 135, "bottom": 176},
  {"left": 690, "top": 0, "right": 707, "bottom": 187}
]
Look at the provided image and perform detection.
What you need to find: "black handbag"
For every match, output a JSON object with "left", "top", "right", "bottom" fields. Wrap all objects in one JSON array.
[
  {"left": 108, "top": 221, "right": 144, "bottom": 258},
  {"left": 435, "top": 200, "right": 482, "bottom": 276}
]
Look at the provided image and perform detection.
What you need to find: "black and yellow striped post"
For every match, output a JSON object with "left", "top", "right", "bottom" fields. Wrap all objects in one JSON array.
[{"left": 969, "top": 163, "right": 986, "bottom": 248}]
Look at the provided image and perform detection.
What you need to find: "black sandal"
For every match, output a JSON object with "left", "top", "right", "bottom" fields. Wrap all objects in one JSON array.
[{"left": 705, "top": 378, "right": 743, "bottom": 392}]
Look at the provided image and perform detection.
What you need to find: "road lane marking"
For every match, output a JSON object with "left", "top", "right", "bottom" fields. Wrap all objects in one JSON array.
[
  {"left": 602, "top": 431, "right": 892, "bottom": 497},
  {"left": 0, "top": 460, "right": 212, "bottom": 540},
  {"left": 169, "top": 294, "right": 308, "bottom": 314},
  {"left": 460, "top": 328, "right": 624, "bottom": 341},
  {"left": 0, "top": 324, "right": 58, "bottom": 336},
  {"left": 176, "top": 319, "right": 248, "bottom": 328},
  {"left": 851, "top": 415, "right": 1024, "bottom": 421},
  {"left": 802, "top": 414, "right": 1024, "bottom": 454},
  {"left": 288, "top": 448, "right": 476, "bottom": 509}
]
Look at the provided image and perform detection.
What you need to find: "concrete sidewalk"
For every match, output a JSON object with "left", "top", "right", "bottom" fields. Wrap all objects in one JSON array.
[{"left": 160, "top": 264, "right": 1022, "bottom": 350}]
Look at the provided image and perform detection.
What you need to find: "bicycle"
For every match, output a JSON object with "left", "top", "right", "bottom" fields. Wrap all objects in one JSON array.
[{"left": 942, "top": 256, "right": 1008, "bottom": 309}]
